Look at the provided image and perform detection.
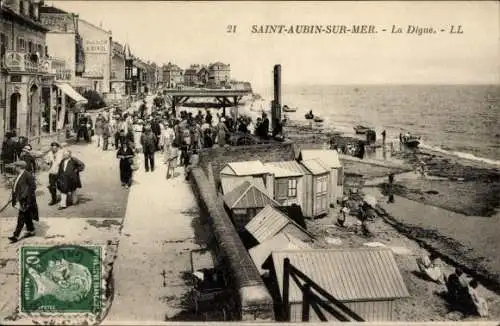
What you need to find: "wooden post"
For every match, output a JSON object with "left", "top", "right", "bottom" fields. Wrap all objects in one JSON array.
[
  {"left": 283, "top": 258, "right": 291, "bottom": 321},
  {"left": 302, "top": 283, "right": 311, "bottom": 322}
]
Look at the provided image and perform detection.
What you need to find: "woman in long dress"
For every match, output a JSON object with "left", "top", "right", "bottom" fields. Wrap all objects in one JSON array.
[{"left": 117, "top": 142, "right": 135, "bottom": 188}]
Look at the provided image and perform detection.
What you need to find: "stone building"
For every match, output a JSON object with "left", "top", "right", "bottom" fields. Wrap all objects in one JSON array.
[
  {"left": 208, "top": 61, "right": 230, "bottom": 87},
  {"left": 162, "top": 62, "right": 183, "bottom": 88},
  {"left": 78, "top": 18, "right": 112, "bottom": 94},
  {"left": 110, "top": 40, "right": 125, "bottom": 97},
  {"left": 0, "top": 0, "right": 60, "bottom": 139}
]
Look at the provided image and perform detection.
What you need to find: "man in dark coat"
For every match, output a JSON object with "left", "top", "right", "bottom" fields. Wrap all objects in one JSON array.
[
  {"left": 150, "top": 118, "right": 162, "bottom": 150},
  {"left": 8, "top": 161, "right": 38, "bottom": 243},
  {"left": 140, "top": 125, "right": 157, "bottom": 172},
  {"left": 57, "top": 149, "right": 85, "bottom": 210}
]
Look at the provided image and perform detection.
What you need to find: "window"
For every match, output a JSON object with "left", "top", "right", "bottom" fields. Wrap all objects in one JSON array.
[
  {"left": 18, "top": 38, "right": 26, "bottom": 51},
  {"left": 28, "top": 40, "right": 33, "bottom": 53},
  {"left": 316, "top": 175, "right": 328, "bottom": 194},
  {"left": 37, "top": 44, "right": 43, "bottom": 56},
  {"left": 0, "top": 33, "right": 6, "bottom": 56},
  {"left": 275, "top": 178, "right": 298, "bottom": 199},
  {"left": 19, "top": 0, "right": 24, "bottom": 14}
]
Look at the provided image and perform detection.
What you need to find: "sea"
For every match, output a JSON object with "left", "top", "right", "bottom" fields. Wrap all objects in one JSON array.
[{"left": 257, "top": 84, "right": 500, "bottom": 166}]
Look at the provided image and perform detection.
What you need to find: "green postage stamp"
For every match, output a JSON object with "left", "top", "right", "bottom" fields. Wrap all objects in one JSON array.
[{"left": 19, "top": 245, "right": 103, "bottom": 314}]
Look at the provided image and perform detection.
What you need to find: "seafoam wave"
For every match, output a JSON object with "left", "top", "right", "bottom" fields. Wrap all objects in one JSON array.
[{"left": 419, "top": 143, "right": 500, "bottom": 166}]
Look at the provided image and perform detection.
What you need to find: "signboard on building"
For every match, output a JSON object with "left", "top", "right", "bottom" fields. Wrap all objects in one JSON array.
[
  {"left": 40, "top": 13, "right": 76, "bottom": 33},
  {"left": 84, "top": 39, "right": 109, "bottom": 54}
]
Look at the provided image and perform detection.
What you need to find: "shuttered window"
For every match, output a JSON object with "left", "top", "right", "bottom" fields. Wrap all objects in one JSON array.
[
  {"left": 288, "top": 178, "right": 297, "bottom": 197},
  {"left": 276, "top": 179, "right": 288, "bottom": 199}
]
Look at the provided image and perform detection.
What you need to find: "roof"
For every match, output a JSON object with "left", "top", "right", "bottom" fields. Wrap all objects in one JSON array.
[
  {"left": 220, "top": 176, "right": 265, "bottom": 195},
  {"left": 2, "top": 7, "right": 49, "bottom": 32},
  {"left": 300, "top": 149, "right": 342, "bottom": 168},
  {"left": 271, "top": 248, "right": 410, "bottom": 303},
  {"left": 249, "top": 233, "right": 311, "bottom": 275},
  {"left": 223, "top": 181, "right": 278, "bottom": 209},
  {"left": 220, "top": 160, "right": 268, "bottom": 176},
  {"left": 40, "top": 6, "right": 70, "bottom": 14},
  {"left": 300, "top": 159, "right": 329, "bottom": 175},
  {"left": 209, "top": 61, "right": 230, "bottom": 69},
  {"left": 245, "top": 205, "right": 314, "bottom": 243},
  {"left": 264, "top": 162, "right": 303, "bottom": 178}
]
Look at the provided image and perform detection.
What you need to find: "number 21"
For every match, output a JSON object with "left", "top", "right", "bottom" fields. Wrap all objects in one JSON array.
[{"left": 226, "top": 25, "right": 237, "bottom": 33}]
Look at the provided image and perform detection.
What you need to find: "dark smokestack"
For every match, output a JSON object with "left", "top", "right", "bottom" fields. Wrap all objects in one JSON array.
[{"left": 272, "top": 64, "right": 281, "bottom": 130}]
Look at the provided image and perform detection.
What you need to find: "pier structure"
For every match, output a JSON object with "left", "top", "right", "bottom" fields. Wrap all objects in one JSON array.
[{"left": 163, "top": 89, "right": 252, "bottom": 117}]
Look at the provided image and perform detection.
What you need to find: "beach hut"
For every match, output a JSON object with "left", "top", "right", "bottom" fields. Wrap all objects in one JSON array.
[
  {"left": 299, "top": 159, "right": 331, "bottom": 219},
  {"left": 270, "top": 248, "right": 409, "bottom": 322},
  {"left": 245, "top": 205, "right": 315, "bottom": 244},
  {"left": 249, "top": 233, "right": 311, "bottom": 275},
  {"left": 220, "top": 160, "right": 273, "bottom": 196},
  {"left": 263, "top": 161, "right": 306, "bottom": 207},
  {"left": 299, "top": 149, "right": 344, "bottom": 205},
  {"left": 223, "top": 181, "right": 279, "bottom": 230}
]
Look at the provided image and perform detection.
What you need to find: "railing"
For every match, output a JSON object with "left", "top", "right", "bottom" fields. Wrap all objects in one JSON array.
[
  {"left": 283, "top": 258, "right": 365, "bottom": 322},
  {"left": 2, "top": 51, "right": 59, "bottom": 74}
]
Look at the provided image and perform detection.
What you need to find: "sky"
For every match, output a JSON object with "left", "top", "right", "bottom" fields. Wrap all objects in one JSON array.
[{"left": 50, "top": 1, "right": 499, "bottom": 92}]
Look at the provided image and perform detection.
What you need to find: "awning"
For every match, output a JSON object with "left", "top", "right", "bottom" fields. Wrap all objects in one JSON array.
[{"left": 55, "top": 83, "right": 88, "bottom": 104}]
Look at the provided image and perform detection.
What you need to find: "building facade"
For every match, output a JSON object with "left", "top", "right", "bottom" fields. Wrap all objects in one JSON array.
[
  {"left": 110, "top": 40, "right": 125, "bottom": 97},
  {"left": 39, "top": 6, "right": 87, "bottom": 90},
  {"left": 208, "top": 62, "right": 230, "bottom": 87},
  {"left": 1, "top": 0, "right": 59, "bottom": 140},
  {"left": 183, "top": 64, "right": 200, "bottom": 86},
  {"left": 78, "top": 19, "right": 112, "bottom": 94},
  {"left": 162, "top": 62, "right": 183, "bottom": 88}
]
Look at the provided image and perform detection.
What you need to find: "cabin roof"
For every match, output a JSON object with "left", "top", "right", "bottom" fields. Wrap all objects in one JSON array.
[
  {"left": 223, "top": 181, "right": 278, "bottom": 209},
  {"left": 220, "top": 176, "right": 264, "bottom": 195},
  {"left": 245, "top": 205, "right": 314, "bottom": 243},
  {"left": 300, "top": 149, "right": 342, "bottom": 168},
  {"left": 272, "top": 248, "right": 410, "bottom": 303},
  {"left": 300, "top": 159, "right": 329, "bottom": 175},
  {"left": 264, "top": 162, "right": 303, "bottom": 178},
  {"left": 220, "top": 160, "right": 268, "bottom": 176},
  {"left": 249, "top": 233, "right": 311, "bottom": 275}
]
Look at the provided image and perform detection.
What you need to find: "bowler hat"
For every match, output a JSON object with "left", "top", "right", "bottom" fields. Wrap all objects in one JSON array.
[{"left": 50, "top": 142, "right": 60, "bottom": 147}]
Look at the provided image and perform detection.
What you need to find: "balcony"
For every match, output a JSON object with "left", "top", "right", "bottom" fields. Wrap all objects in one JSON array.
[{"left": 2, "top": 51, "right": 58, "bottom": 74}]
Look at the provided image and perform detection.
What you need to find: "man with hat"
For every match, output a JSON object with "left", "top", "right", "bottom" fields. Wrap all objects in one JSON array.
[
  {"left": 20, "top": 144, "right": 36, "bottom": 175},
  {"left": 8, "top": 160, "right": 38, "bottom": 243},
  {"left": 44, "top": 142, "right": 63, "bottom": 206}
]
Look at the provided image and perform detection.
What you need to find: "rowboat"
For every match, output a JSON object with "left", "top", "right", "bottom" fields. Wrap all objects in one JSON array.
[
  {"left": 354, "top": 125, "right": 371, "bottom": 134},
  {"left": 282, "top": 105, "right": 297, "bottom": 112},
  {"left": 314, "top": 116, "right": 324, "bottom": 123},
  {"left": 401, "top": 134, "right": 421, "bottom": 148}
]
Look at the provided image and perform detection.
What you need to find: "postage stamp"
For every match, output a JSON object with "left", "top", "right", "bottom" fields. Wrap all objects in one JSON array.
[{"left": 19, "top": 245, "right": 103, "bottom": 314}]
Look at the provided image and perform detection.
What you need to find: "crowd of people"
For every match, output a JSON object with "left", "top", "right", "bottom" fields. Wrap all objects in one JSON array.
[{"left": 88, "top": 98, "right": 288, "bottom": 185}]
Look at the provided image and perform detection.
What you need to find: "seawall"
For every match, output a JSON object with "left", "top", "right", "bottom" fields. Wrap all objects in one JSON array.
[{"left": 190, "top": 167, "right": 275, "bottom": 321}]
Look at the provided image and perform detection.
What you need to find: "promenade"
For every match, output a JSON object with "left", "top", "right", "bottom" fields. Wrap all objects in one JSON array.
[{"left": 105, "top": 157, "right": 204, "bottom": 322}]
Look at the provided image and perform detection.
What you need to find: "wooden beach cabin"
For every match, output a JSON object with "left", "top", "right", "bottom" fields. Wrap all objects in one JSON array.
[
  {"left": 270, "top": 248, "right": 409, "bottom": 322},
  {"left": 219, "top": 160, "right": 273, "bottom": 196},
  {"left": 298, "top": 149, "right": 344, "bottom": 206},
  {"left": 245, "top": 205, "right": 315, "bottom": 244},
  {"left": 298, "top": 159, "right": 331, "bottom": 219},
  {"left": 223, "top": 181, "right": 279, "bottom": 230},
  {"left": 263, "top": 161, "right": 306, "bottom": 207}
]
